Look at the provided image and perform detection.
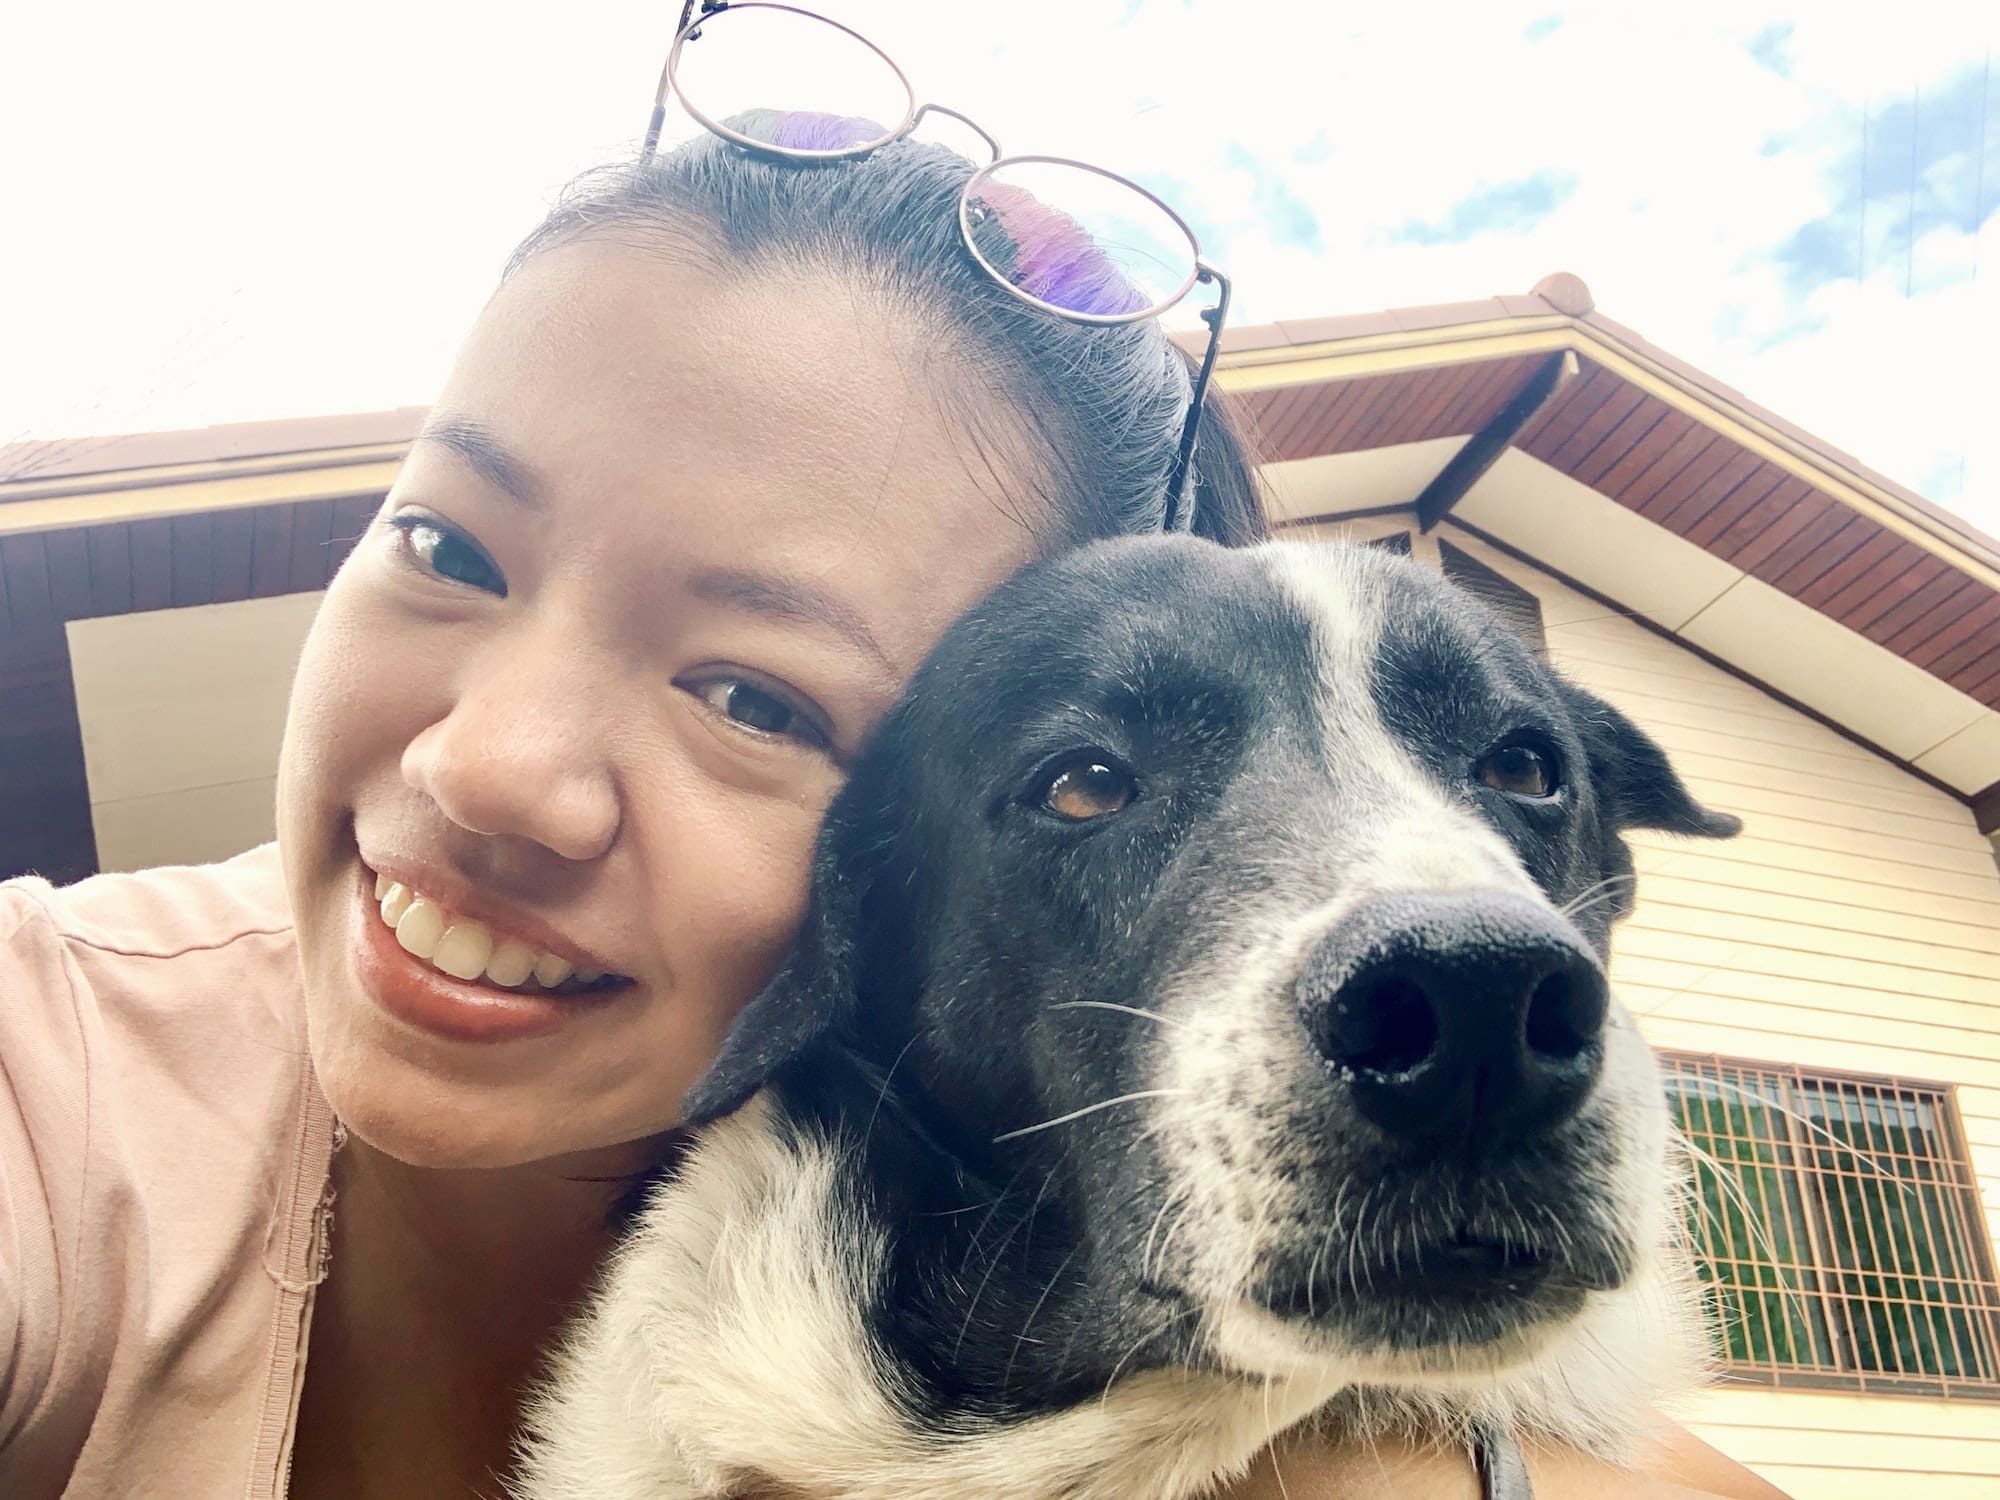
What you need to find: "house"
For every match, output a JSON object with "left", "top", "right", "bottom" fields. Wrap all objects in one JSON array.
[{"left": 2, "top": 273, "right": 1996, "bottom": 1497}]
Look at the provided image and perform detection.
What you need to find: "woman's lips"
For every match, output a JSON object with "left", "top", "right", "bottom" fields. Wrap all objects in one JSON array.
[
  {"left": 349, "top": 864, "right": 625, "bottom": 1044},
  {"left": 360, "top": 851, "right": 626, "bottom": 977}
]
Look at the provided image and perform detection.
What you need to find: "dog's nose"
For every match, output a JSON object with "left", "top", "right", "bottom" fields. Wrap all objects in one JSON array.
[{"left": 1297, "top": 892, "right": 1607, "bottom": 1149}]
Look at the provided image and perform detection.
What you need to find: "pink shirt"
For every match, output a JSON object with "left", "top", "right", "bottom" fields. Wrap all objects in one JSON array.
[{"left": 0, "top": 846, "right": 337, "bottom": 1499}]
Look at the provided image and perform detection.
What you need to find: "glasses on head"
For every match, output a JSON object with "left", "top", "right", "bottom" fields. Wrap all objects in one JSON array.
[{"left": 643, "top": 0, "right": 1233, "bottom": 532}]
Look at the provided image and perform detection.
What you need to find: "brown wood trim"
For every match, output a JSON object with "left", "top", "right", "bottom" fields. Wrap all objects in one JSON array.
[
  {"left": 1736, "top": 493, "right": 1846, "bottom": 578},
  {"left": 1243, "top": 383, "right": 1316, "bottom": 459},
  {"left": 1383, "top": 363, "right": 1470, "bottom": 447},
  {"left": 1414, "top": 351, "right": 1576, "bottom": 534},
  {"left": 0, "top": 532, "right": 94, "bottom": 883},
  {"left": 1518, "top": 364, "right": 1620, "bottom": 458},
  {"left": 1569, "top": 394, "right": 1671, "bottom": 488},
  {"left": 1768, "top": 514, "right": 1871, "bottom": 595},
  {"left": 0, "top": 494, "right": 385, "bottom": 884},
  {"left": 1594, "top": 406, "right": 1701, "bottom": 498},
  {"left": 1617, "top": 425, "right": 1720, "bottom": 514},
  {"left": 1974, "top": 780, "right": 2000, "bottom": 838},
  {"left": 1440, "top": 517, "right": 1973, "bottom": 805},
  {"left": 1650, "top": 446, "right": 1767, "bottom": 534},
  {"left": 1542, "top": 383, "right": 1651, "bottom": 473}
]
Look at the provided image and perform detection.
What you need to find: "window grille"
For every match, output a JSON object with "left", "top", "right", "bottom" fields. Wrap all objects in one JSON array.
[{"left": 1660, "top": 1053, "right": 2000, "bottom": 1397}]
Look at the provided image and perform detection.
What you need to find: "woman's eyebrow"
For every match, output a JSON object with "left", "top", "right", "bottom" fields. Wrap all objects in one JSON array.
[
  {"left": 415, "top": 415, "right": 543, "bottom": 509},
  {"left": 689, "top": 567, "right": 895, "bottom": 674}
]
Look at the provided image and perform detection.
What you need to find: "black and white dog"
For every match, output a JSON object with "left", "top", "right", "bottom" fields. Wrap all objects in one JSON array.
[{"left": 517, "top": 537, "right": 1738, "bottom": 1500}]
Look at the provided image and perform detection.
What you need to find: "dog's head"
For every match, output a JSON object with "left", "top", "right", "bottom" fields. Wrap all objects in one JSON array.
[{"left": 684, "top": 536, "right": 1736, "bottom": 1408}]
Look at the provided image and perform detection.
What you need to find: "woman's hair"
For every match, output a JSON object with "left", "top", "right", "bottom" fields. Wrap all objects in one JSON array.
[{"left": 507, "top": 117, "right": 1267, "bottom": 549}]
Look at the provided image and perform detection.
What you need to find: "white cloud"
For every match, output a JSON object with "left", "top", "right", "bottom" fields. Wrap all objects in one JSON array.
[{"left": 1, "top": 0, "right": 1993, "bottom": 532}]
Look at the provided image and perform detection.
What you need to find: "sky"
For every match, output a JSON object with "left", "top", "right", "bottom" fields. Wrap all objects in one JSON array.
[{"left": 3, "top": 0, "right": 1996, "bottom": 533}]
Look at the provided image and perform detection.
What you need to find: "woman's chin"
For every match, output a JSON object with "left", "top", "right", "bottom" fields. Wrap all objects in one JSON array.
[
  {"left": 303, "top": 978, "right": 686, "bottom": 1172},
  {"left": 311, "top": 1042, "right": 541, "bottom": 1168}
]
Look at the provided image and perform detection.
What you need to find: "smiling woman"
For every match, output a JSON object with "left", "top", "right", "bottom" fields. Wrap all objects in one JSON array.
[
  {"left": 0, "top": 21, "right": 1780, "bottom": 1500},
  {"left": 283, "top": 240, "right": 1068, "bottom": 1174}
]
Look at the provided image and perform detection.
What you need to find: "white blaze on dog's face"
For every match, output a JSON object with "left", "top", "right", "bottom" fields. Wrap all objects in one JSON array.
[
  {"left": 678, "top": 536, "right": 1739, "bottom": 1434},
  {"left": 1153, "top": 544, "right": 1690, "bottom": 1383}
]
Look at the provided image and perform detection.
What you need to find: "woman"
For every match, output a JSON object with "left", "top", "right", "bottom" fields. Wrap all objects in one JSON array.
[{"left": 0, "top": 43, "right": 1783, "bottom": 1500}]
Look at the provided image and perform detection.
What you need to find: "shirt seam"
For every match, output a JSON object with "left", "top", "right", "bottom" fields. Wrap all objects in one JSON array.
[
  {"left": 4, "top": 881, "right": 293, "bottom": 962},
  {"left": 51, "top": 926, "right": 296, "bottom": 962}
]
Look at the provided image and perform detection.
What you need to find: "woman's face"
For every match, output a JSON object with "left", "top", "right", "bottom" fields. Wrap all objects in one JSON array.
[{"left": 278, "top": 237, "right": 1043, "bottom": 1170}]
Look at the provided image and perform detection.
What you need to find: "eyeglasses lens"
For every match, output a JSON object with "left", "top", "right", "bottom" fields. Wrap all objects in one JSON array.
[
  {"left": 669, "top": 5, "right": 911, "bottom": 155},
  {"left": 962, "top": 159, "right": 1198, "bottom": 321}
]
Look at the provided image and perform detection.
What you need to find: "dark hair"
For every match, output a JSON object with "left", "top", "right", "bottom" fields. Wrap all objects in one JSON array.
[{"left": 507, "top": 125, "right": 1267, "bottom": 549}]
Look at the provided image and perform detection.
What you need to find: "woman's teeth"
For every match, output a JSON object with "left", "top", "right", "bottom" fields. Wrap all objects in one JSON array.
[{"left": 371, "top": 872, "right": 609, "bottom": 993}]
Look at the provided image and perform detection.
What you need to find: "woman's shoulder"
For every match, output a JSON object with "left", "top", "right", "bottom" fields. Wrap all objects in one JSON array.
[
  {"left": 0, "top": 845, "right": 327, "bottom": 1491},
  {"left": 1, "top": 842, "right": 302, "bottom": 1046},
  {"left": 2, "top": 842, "right": 293, "bottom": 960},
  {"left": 0, "top": 840, "right": 311, "bottom": 1175}
]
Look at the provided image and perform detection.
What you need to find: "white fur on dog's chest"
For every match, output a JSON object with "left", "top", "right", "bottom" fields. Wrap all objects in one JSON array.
[
  {"left": 515, "top": 1095, "right": 1349, "bottom": 1500},
  {"left": 515, "top": 1090, "right": 1694, "bottom": 1500}
]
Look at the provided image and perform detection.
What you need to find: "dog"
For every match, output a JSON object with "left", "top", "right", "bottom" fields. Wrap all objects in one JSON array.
[{"left": 515, "top": 536, "right": 1740, "bottom": 1500}]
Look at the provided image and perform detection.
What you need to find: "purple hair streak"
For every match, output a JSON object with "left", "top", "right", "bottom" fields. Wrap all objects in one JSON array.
[
  {"left": 736, "top": 109, "right": 893, "bottom": 153},
  {"left": 970, "top": 180, "right": 1150, "bottom": 318},
  {"left": 733, "top": 110, "right": 1150, "bottom": 319}
]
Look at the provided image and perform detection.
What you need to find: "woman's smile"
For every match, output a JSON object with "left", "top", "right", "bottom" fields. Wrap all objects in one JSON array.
[{"left": 277, "top": 240, "right": 1046, "bottom": 1167}]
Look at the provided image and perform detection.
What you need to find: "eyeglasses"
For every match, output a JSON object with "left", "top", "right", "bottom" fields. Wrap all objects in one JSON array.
[{"left": 643, "top": 0, "right": 1233, "bottom": 532}]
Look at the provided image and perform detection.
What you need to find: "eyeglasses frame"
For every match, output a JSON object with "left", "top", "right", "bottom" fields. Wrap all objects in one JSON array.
[{"left": 642, "top": 0, "right": 1232, "bottom": 531}]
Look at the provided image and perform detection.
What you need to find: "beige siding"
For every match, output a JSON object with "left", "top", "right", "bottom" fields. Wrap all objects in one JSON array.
[
  {"left": 1301, "top": 522, "right": 2000, "bottom": 1497},
  {"left": 1670, "top": 1387, "right": 2000, "bottom": 1500}
]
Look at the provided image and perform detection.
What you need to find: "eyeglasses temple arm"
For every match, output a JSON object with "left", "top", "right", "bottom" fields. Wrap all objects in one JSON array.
[
  {"left": 645, "top": 0, "right": 720, "bottom": 160},
  {"left": 1163, "top": 263, "right": 1232, "bottom": 533}
]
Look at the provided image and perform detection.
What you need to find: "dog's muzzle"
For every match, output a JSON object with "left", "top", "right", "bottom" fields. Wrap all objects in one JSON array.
[{"left": 1295, "top": 891, "right": 1608, "bottom": 1154}]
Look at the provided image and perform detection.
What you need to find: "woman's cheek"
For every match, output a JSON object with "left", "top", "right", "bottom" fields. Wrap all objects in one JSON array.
[{"left": 635, "top": 769, "right": 834, "bottom": 1028}]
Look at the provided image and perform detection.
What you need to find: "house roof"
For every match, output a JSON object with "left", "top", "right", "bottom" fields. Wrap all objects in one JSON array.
[
  {"left": 3, "top": 279, "right": 1995, "bottom": 823},
  {"left": 1175, "top": 274, "right": 2000, "bottom": 701},
  {"left": 1172, "top": 274, "right": 1999, "bottom": 819}
]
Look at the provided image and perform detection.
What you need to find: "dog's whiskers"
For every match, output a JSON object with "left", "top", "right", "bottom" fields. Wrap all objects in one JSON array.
[
  {"left": 1004, "top": 1241, "right": 1088, "bottom": 1391},
  {"left": 1557, "top": 872, "right": 1636, "bottom": 921},
  {"left": 1095, "top": 1302, "right": 1197, "bottom": 1413},
  {"left": 952, "top": 1165, "right": 1061, "bottom": 1359},
  {"left": 1678, "top": 1072, "right": 1915, "bottom": 1195},
  {"left": 1262, "top": 1373, "right": 1296, "bottom": 1500},
  {"left": 859, "top": 1033, "right": 924, "bottom": 1147},
  {"left": 993, "top": 1090, "right": 1189, "bottom": 1142},
  {"left": 1140, "top": 1191, "right": 1180, "bottom": 1283},
  {"left": 1046, "top": 999, "right": 1189, "bottom": 1030}
]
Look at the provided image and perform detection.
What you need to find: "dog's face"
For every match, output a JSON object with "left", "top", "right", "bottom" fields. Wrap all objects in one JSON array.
[{"left": 687, "top": 537, "right": 1737, "bottom": 1399}]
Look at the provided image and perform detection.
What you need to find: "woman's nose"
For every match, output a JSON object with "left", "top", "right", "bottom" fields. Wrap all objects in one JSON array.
[{"left": 400, "top": 646, "right": 622, "bottom": 861}]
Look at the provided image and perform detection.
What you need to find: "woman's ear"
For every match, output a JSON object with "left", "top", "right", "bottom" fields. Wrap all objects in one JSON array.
[
  {"left": 678, "top": 818, "right": 863, "bottom": 1127},
  {"left": 1560, "top": 681, "right": 1743, "bottom": 839}
]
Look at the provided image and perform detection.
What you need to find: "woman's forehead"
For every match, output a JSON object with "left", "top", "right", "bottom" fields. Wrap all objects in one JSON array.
[
  {"left": 422, "top": 238, "right": 1045, "bottom": 665},
  {"left": 449, "top": 239, "right": 1025, "bottom": 513}
]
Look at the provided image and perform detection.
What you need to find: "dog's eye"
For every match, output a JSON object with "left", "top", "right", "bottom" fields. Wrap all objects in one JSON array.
[
  {"left": 1040, "top": 759, "right": 1137, "bottom": 821},
  {"left": 1473, "top": 743, "right": 1559, "bottom": 799}
]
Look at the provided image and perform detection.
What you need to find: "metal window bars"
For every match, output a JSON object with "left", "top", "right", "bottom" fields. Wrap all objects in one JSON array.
[{"left": 1659, "top": 1051, "right": 2000, "bottom": 1398}]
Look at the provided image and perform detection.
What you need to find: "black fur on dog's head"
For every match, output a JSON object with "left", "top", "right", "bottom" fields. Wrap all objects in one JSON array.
[{"left": 683, "top": 536, "right": 1735, "bottom": 1424}]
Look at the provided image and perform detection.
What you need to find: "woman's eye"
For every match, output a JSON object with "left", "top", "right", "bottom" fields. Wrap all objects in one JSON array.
[
  {"left": 1473, "top": 743, "right": 1559, "bottom": 799},
  {"left": 691, "top": 678, "right": 830, "bottom": 751},
  {"left": 389, "top": 515, "right": 506, "bottom": 596},
  {"left": 1038, "top": 756, "right": 1138, "bottom": 822}
]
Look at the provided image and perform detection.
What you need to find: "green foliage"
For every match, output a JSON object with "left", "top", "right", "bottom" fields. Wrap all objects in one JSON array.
[{"left": 1664, "top": 1064, "right": 2000, "bottom": 1385}]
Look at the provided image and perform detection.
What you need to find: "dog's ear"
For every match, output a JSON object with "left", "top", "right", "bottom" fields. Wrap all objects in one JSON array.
[
  {"left": 678, "top": 817, "right": 864, "bottom": 1127},
  {"left": 1561, "top": 681, "right": 1742, "bottom": 839}
]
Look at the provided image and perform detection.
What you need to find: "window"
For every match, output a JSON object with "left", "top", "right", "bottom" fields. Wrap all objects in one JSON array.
[{"left": 1661, "top": 1053, "right": 2000, "bottom": 1397}]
